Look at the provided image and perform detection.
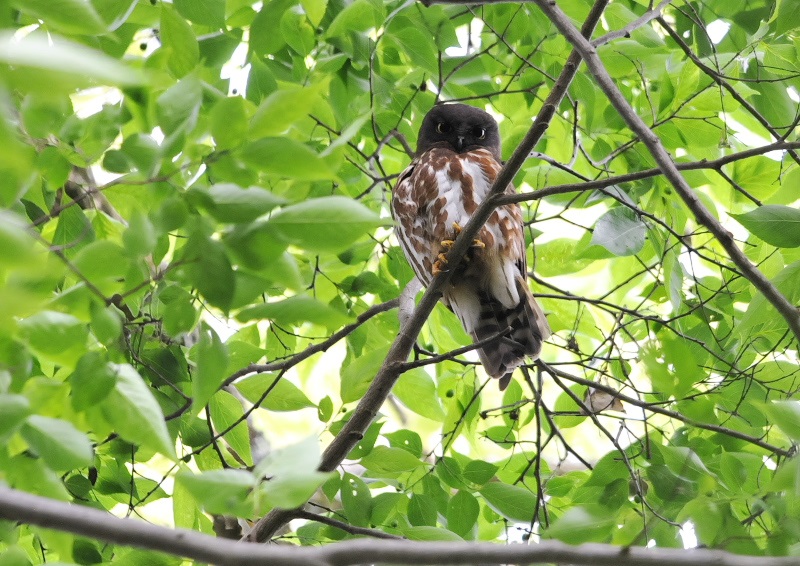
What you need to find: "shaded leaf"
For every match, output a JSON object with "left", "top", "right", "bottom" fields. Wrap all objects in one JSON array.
[
  {"left": 733, "top": 205, "right": 800, "bottom": 248},
  {"left": 102, "top": 364, "right": 176, "bottom": 459}
]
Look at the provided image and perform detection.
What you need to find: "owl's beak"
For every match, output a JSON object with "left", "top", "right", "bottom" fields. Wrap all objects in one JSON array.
[{"left": 456, "top": 136, "right": 465, "bottom": 151}]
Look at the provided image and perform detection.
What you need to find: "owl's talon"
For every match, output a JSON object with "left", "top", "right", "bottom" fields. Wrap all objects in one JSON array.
[
  {"left": 432, "top": 253, "right": 450, "bottom": 275},
  {"left": 448, "top": 223, "right": 484, "bottom": 249}
]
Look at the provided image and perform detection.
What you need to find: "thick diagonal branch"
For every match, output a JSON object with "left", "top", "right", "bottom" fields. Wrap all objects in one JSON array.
[
  {"left": 245, "top": 0, "right": 611, "bottom": 543},
  {"left": 533, "top": 0, "right": 800, "bottom": 343}
]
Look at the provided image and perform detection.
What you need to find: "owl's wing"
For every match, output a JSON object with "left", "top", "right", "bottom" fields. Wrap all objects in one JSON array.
[{"left": 391, "top": 158, "right": 436, "bottom": 287}]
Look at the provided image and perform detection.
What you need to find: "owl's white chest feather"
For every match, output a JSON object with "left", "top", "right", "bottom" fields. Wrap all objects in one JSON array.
[{"left": 431, "top": 157, "right": 491, "bottom": 230}]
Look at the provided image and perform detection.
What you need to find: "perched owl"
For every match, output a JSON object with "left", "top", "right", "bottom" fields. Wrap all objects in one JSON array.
[{"left": 392, "top": 103, "right": 551, "bottom": 389}]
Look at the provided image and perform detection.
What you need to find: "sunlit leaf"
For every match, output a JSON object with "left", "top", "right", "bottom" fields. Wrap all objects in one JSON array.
[
  {"left": 590, "top": 207, "right": 646, "bottom": 256},
  {"left": 21, "top": 415, "right": 94, "bottom": 471},
  {"left": 266, "top": 196, "right": 388, "bottom": 253},
  {"left": 479, "top": 482, "right": 536, "bottom": 523},
  {"left": 0, "top": 32, "right": 142, "bottom": 92}
]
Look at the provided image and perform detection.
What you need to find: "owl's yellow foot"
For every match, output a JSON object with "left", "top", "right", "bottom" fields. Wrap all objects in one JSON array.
[
  {"left": 448, "top": 223, "right": 485, "bottom": 250},
  {"left": 432, "top": 253, "right": 449, "bottom": 275}
]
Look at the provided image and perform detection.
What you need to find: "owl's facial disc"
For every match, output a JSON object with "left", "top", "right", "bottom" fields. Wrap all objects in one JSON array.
[{"left": 417, "top": 104, "right": 500, "bottom": 159}]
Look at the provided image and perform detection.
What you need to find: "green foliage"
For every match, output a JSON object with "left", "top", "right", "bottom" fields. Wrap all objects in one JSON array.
[{"left": 0, "top": 0, "right": 798, "bottom": 563}]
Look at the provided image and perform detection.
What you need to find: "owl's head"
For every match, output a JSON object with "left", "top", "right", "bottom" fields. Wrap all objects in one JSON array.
[{"left": 416, "top": 103, "right": 501, "bottom": 160}]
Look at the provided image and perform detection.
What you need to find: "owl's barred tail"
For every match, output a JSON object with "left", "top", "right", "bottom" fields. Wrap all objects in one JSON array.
[{"left": 453, "top": 275, "right": 550, "bottom": 390}]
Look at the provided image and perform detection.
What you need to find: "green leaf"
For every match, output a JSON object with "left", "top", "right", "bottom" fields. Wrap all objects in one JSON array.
[
  {"left": 545, "top": 506, "right": 616, "bottom": 544},
  {"left": 738, "top": 261, "right": 800, "bottom": 337},
  {"left": 590, "top": 207, "right": 646, "bottom": 256},
  {"left": 763, "top": 400, "right": 800, "bottom": 441},
  {"left": 93, "top": 0, "right": 138, "bottom": 31},
  {"left": 341, "top": 473, "right": 372, "bottom": 527},
  {"left": 553, "top": 385, "right": 587, "bottom": 429},
  {"left": 72, "top": 240, "right": 129, "bottom": 283},
  {"left": 266, "top": 196, "right": 387, "bottom": 253},
  {"left": 340, "top": 345, "right": 389, "bottom": 403},
  {"left": 69, "top": 352, "right": 117, "bottom": 411},
  {"left": 463, "top": 460, "right": 498, "bottom": 487},
  {"left": 301, "top": 0, "right": 327, "bottom": 27},
  {"left": 156, "top": 76, "right": 202, "bottom": 136},
  {"left": 236, "top": 373, "right": 315, "bottom": 412},
  {"left": 21, "top": 415, "right": 94, "bottom": 471},
  {"left": 182, "top": 233, "right": 236, "bottom": 312},
  {"left": 161, "top": 4, "right": 199, "bottom": 78},
  {"left": 393, "top": 368, "right": 445, "bottom": 420},
  {"left": 210, "top": 97, "right": 250, "bottom": 151},
  {"left": 101, "top": 364, "right": 177, "bottom": 459},
  {"left": 10, "top": 0, "right": 107, "bottom": 35},
  {"left": 194, "top": 184, "right": 287, "bottom": 223},
  {"left": 318, "top": 395, "right": 334, "bottom": 421},
  {"left": 360, "top": 446, "right": 423, "bottom": 474},
  {"left": 237, "top": 295, "right": 351, "bottom": 330},
  {"left": 250, "top": 84, "right": 319, "bottom": 136},
  {"left": 0, "top": 394, "right": 30, "bottom": 443},
  {"left": 177, "top": 468, "right": 256, "bottom": 517},
  {"left": 393, "top": 27, "right": 437, "bottom": 74},
  {"left": 327, "top": 0, "right": 380, "bottom": 37},
  {"left": 0, "top": 211, "right": 37, "bottom": 266},
  {"left": 732, "top": 205, "right": 800, "bottom": 248},
  {"left": 239, "top": 137, "right": 336, "bottom": 180},
  {"left": 255, "top": 435, "right": 332, "bottom": 509},
  {"left": 208, "top": 391, "right": 252, "bottom": 467},
  {"left": 447, "top": 490, "right": 480, "bottom": 538},
  {"left": 280, "top": 9, "right": 316, "bottom": 56},
  {"left": 535, "top": 238, "right": 593, "bottom": 277},
  {"left": 479, "top": 482, "right": 536, "bottom": 522},
  {"left": 174, "top": 0, "right": 226, "bottom": 27},
  {"left": 122, "top": 211, "right": 157, "bottom": 258},
  {"left": 191, "top": 327, "right": 228, "bottom": 412},
  {"left": 0, "top": 32, "right": 142, "bottom": 93},
  {"left": 17, "top": 310, "right": 87, "bottom": 366},
  {"left": 402, "top": 526, "right": 463, "bottom": 541}
]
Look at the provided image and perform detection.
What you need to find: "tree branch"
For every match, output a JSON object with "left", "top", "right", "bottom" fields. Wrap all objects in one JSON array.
[
  {"left": 246, "top": 0, "right": 611, "bottom": 543},
  {"left": 538, "top": 361, "right": 791, "bottom": 457},
  {"left": 496, "top": 141, "right": 800, "bottom": 207},
  {"left": 532, "top": 0, "right": 800, "bottom": 343},
  {"left": 3, "top": 486, "right": 799, "bottom": 566},
  {"left": 222, "top": 298, "right": 400, "bottom": 387}
]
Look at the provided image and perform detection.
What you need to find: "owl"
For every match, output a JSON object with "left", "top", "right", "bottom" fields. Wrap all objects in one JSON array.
[{"left": 392, "top": 103, "right": 551, "bottom": 389}]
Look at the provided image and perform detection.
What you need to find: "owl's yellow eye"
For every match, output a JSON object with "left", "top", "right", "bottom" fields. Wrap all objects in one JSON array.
[
  {"left": 473, "top": 127, "right": 486, "bottom": 139},
  {"left": 436, "top": 122, "right": 451, "bottom": 134}
]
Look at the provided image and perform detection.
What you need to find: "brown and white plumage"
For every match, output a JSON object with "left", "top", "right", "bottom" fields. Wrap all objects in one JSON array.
[{"left": 392, "top": 103, "right": 551, "bottom": 389}]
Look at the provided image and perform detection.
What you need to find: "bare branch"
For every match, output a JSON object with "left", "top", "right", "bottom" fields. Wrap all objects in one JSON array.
[
  {"left": 591, "top": 0, "right": 673, "bottom": 47},
  {"left": 3, "top": 486, "right": 800, "bottom": 566},
  {"left": 222, "top": 298, "right": 400, "bottom": 387}
]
